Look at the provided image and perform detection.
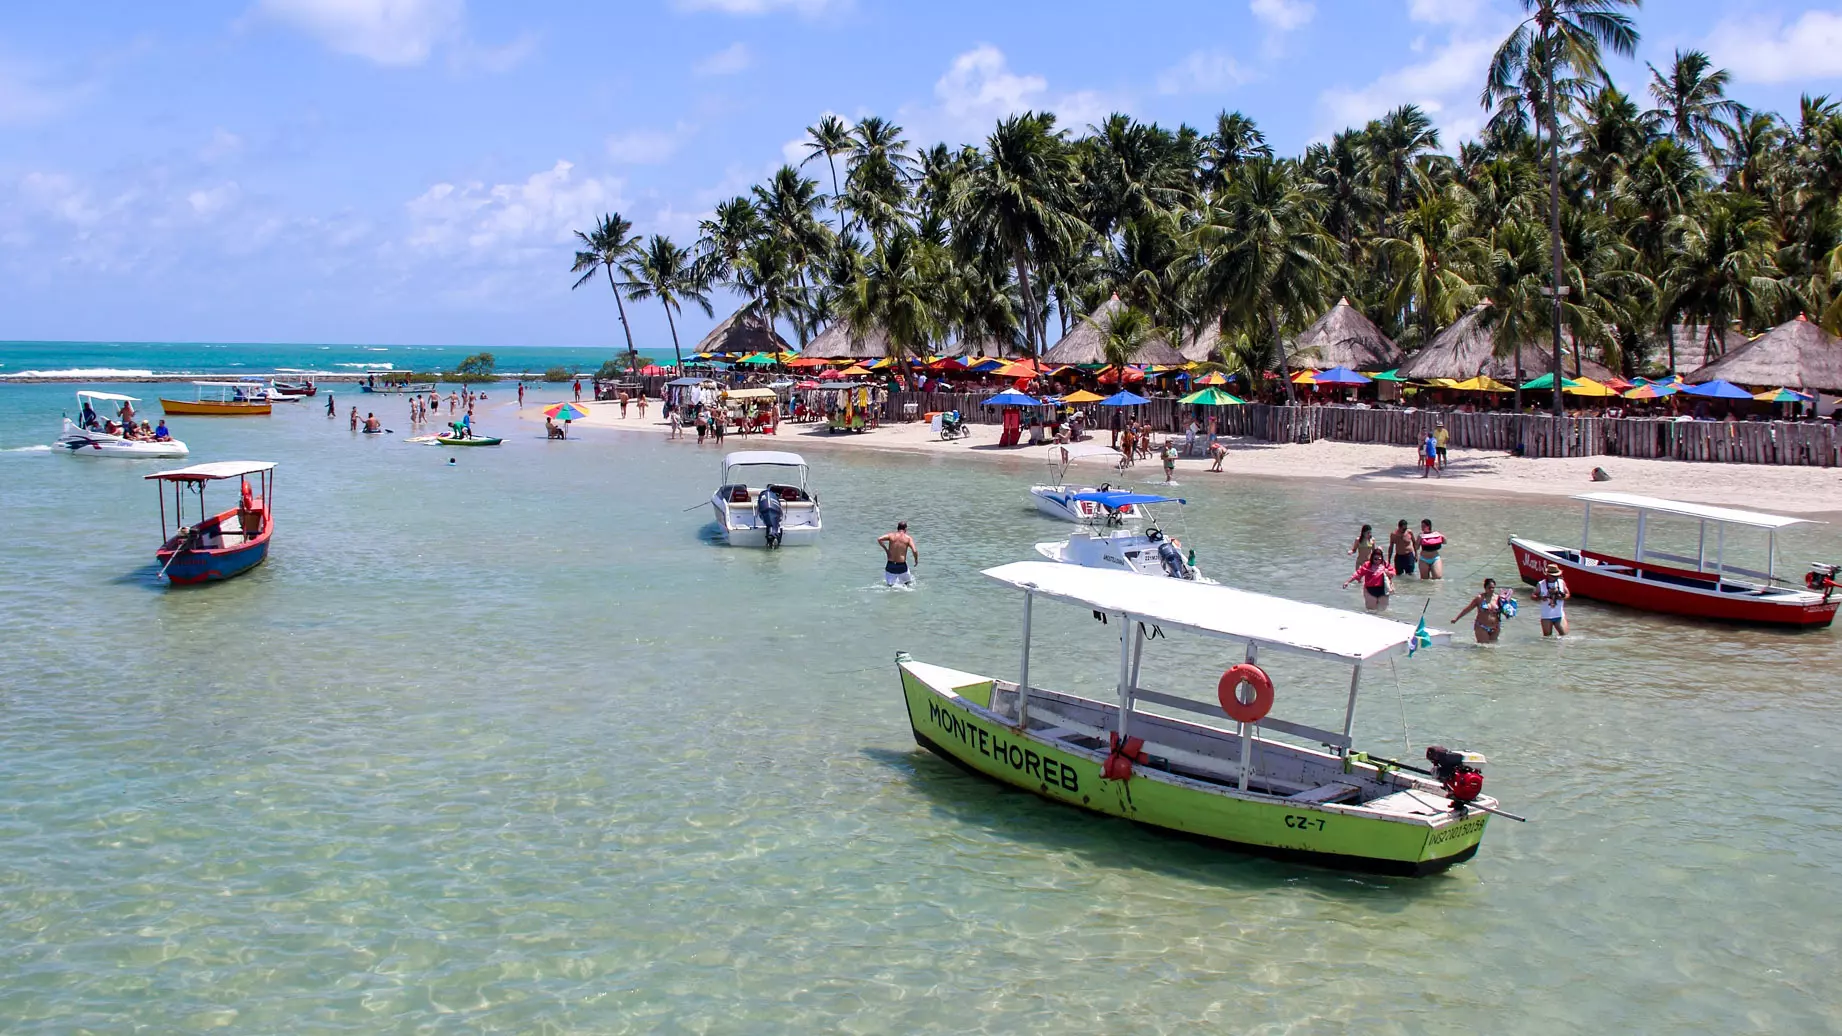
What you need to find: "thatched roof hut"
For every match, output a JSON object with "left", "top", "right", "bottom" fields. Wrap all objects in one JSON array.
[
  {"left": 1397, "top": 301, "right": 1614, "bottom": 382},
  {"left": 938, "top": 335, "right": 1025, "bottom": 359},
  {"left": 1688, "top": 313, "right": 1842, "bottom": 390},
  {"left": 1654, "top": 324, "right": 1750, "bottom": 373},
  {"left": 693, "top": 306, "right": 794, "bottom": 356},
  {"left": 1042, "top": 296, "right": 1188, "bottom": 366},
  {"left": 1177, "top": 323, "right": 1224, "bottom": 363},
  {"left": 1289, "top": 298, "right": 1402, "bottom": 370},
  {"left": 800, "top": 321, "right": 890, "bottom": 360}
]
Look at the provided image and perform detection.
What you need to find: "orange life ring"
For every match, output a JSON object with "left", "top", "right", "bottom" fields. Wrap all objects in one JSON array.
[{"left": 1218, "top": 664, "right": 1274, "bottom": 723}]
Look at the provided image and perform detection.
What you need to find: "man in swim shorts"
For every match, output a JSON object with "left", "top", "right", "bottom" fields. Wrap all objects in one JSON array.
[
  {"left": 1388, "top": 519, "right": 1417, "bottom": 580},
  {"left": 878, "top": 521, "right": 919, "bottom": 587}
]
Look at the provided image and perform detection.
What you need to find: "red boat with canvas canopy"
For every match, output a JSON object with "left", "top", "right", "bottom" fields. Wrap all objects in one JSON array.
[{"left": 1509, "top": 492, "right": 1838, "bottom": 628}]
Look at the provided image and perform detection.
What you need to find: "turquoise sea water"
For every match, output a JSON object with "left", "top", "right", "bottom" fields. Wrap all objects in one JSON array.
[
  {"left": 2, "top": 380, "right": 1840, "bottom": 1033},
  {"left": 0, "top": 341, "right": 663, "bottom": 379}
]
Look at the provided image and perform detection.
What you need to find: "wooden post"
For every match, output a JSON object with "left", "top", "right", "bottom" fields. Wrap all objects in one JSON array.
[{"left": 1238, "top": 641, "right": 1257, "bottom": 792}]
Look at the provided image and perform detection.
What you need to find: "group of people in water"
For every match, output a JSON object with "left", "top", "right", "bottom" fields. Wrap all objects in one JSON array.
[
  {"left": 79, "top": 398, "right": 172, "bottom": 442},
  {"left": 1342, "top": 517, "right": 1569, "bottom": 641}
]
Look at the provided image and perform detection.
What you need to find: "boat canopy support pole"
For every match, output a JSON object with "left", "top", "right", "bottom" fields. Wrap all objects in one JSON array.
[
  {"left": 1339, "top": 662, "right": 1363, "bottom": 752},
  {"left": 1769, "top": 531, "right": 1777, "bottom": 584},
  {"left": 1581, "top": 501, "right": 1591, "bottom": 554},
  {"left": 1716, "top": 525, "right": 1725, "bottom": 583},
  {"left": 1238, "top": 641, "right": 1257, "bottom": 792},
  {"left": 1635, "top": 511, "right": 1648, "bottom": 570},
  {"left": 1017, "top": 592, "right": 1033, "bottom": 729},
  {"left": 1115, "top": 612, "right": 1134, "bottom": 743},
  {"left": 1697, "top": 520, "right": 1706, "bottom": 570}
]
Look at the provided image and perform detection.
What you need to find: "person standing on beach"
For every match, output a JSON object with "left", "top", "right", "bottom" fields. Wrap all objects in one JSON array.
[
  {"left": 619, "top": 391, "right": 629, "bottom": 419},
  {"left": 1534, "top": 563, "right": 1571, "bottom": 636},
  {"left": 517, "top": 382, "right": 524, "bottom": 408},
  {"left": 326, "top": 393, "right": 335, "bottom": 417},
  {"left": 1417, "top": 519, "right": 1445, "bottom": 579},
  {"left": 694, "top": 407, "right": 708, "bottom": 443},
  {"left": 668, "top": 407, "right": 682, "bottom": 439},
  {"left": 878, "top": 522, "right": 919, "bottom": 588},
  {"left": 1160, "top": 439, "right": 1178, "bottom": 483},
  {"left": 1208, "top": 438, "right": 1227, "bottom": 472},
  {"left": 1420, "top": 432, "right": 1441, "bottom": 477},
  {"left": 637, "top": 394, "right": 647, "bottom": 420},
  {"left": 1389, "top": 520, "right": 1417, "bottom": 579},
  {"left": 573, "top": 379, "right": 582, "bottom": 401},
  {"left": 1435, "top": 423, "right": 1450, "bottom": 470},
  {"left": 1184, "top": 417, "right": 1198, "bottom": 457}
]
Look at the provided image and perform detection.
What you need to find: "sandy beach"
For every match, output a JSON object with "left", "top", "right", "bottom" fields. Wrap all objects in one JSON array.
[{"left": 512, "top": 398, "right": 1842, "bottom": 518}]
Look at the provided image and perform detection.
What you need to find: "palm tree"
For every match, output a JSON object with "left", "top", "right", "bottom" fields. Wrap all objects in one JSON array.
[
  {"left": 1663, "top": 195, "right": 1783, "bottom": 362},
  {"left": 845, "top": 229, "right": 943, "bottom": 364},
  {"left": 1486, "top": 0, "right": 1640, "bottom": 414},
  {"left": 694, "top": 196, "right": 764, "bottom": 286},
  {"left": 950, "top": 112, "right": 1086, "bottom": 361},
  {"left": 569, "top": 213, "right": 642, "bottom": 361},
  {"left": 753, "top": 166, "right": 832, "bottom": 344},
  {"left": 1645, "top": 49, "right": 1741, "bottom": 165},
  {"left": 1382, "top": 190, "right": 1479, "bottom": 347},
  {"left": 1097, "top": 304, "right": 1161, "bottom": 389},
  {"left": 621, "top": 235, "right": 711, "bottom": 371},
  {"left": 801, "top": 114, "right": 854, "bottom": 236},
  {"left": 1192, "top": 159, "right": 1335, "bottom": 405}
]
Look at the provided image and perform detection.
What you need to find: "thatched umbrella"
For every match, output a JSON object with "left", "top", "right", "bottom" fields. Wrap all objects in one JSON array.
[
  {"left": 1687, "top": 314, "right": 1842, "bottom": 391},
  {"left": 1398, "top": 301, "right": 1614, "bottom": 382},
  {"left": 1289, "top": 298, "right": 1402, "bottom": 371},
  {"left": 1042, "top": 296, "right": 1188, "bottom": 366},
  {"left": 693, "top": 306, "right": 794, "bottom": 358},
  {"left": 800, "top": 321, "right": 891, "bottom": 360}
]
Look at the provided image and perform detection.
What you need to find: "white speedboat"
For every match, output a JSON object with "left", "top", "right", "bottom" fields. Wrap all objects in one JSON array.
[
  {"left": 55, "top": 392, "right": 190, "bottom": 458},
  {"left": 1034, "top": 492, "right": 1215, "bottom": 583},
  {"left": 1030, "top": 442, "right": 1132, "bottom": 523},
  {"left": 710, "top": 450, "right": 821, "bottom": 547}
]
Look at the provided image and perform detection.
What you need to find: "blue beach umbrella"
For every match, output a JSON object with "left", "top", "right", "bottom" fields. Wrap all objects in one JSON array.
[
  {"left": 1682, "top": 379, "right": 1754, "bottom": 399},
  {"left": 1097, "top": 390, "right": 1151, "bottom": 407},
  {"left": 1312, "top": 366, "right": 1372, "bottom": 385},
  {"left": 982, "top": 389, "right": 1041, "bottom": 407}
]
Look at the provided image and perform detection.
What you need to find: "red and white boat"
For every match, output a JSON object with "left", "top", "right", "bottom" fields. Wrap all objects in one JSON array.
[{"left": 1510, "top": 492, "right": 1839, "bottom": 628}]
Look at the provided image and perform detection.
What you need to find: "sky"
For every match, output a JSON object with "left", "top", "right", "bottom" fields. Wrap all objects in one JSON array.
[{"left": 3, "top": 0, "right": 1842, "bottom": 351}]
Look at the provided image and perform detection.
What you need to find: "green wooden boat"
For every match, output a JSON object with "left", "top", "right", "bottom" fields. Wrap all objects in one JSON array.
[
  {"left": 897, "top": 561, "right": 1513, "bottom": 876},
  {"left": 435, "top": 435, "right": 502, "bottom": 446}
]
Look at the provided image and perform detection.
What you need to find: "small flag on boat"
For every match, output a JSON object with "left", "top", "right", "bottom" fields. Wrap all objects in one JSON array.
[{"left": 1408, "top": 616, "right": 1433, "bottom": 657}]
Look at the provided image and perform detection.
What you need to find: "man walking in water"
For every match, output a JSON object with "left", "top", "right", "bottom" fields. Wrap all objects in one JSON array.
[{"left": 877, "top": 522, "right": 919, "bottom": 588}]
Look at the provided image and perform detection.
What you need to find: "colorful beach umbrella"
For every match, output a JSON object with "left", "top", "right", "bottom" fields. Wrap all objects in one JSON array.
[
  {"left": 1368, "top": 369, "right": 1407, "bottom": 382},
  {"left": 1450, "top": 375, "right": 1513, "bottom": 393},
  {"left": 1313, "top": 366, "right": 1372, "bottom": 385},
  {"left": 1097, "top": 390, "right": 1151, "bottom": 407},
  {"left": 1291, "top": 369, "right": 1321, "bottom": 384},
  {"left": 1564, "top": 377, "right": 1620, "bottom": 397},
  {"left": 1623, "top": 383, "right": 1678, "bottom": 399},
  {"left": 838, "top": 364, "right": 872, "bottom": 377},
  {"left": 1682, "top": 379, "right": 1753, "bottom": 399},
  {"left": 637, "top": 364, "right": 671, "bottom": 376},
  {"left": 1520, "top": 372, "right": 1580, "bottom": 391},
  {"left": 543, "top": 401, "right": 589, "bottom": 421},
  {"left": 1097, "top": 366, "right": 1147, "bottom": 385},
  {"left": 1754, "top": 387, "right": 1815, "bottom": 403},
  {"left": 787, "top": 356, "right": 829, "bottom": 368},
  {"left": 1060, "top": 389, "right": 1106, "bottom": 403},
  {"left": 1194, "top": 371, "right": 1231, "bottom": 386},
  {"left": 982, "top": 389, "right": 1041, "bottom": 407},
  {"left": 1178, "top": 387, "right": 1247, "bottom": 406}
]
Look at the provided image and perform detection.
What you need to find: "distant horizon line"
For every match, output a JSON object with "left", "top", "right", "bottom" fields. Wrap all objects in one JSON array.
[{"left": 0, "top": 339, "right": 664, "bottom": 351}]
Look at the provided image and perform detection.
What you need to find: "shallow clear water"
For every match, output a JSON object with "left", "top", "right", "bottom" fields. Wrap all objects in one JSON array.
[{"left": 2, "top": 383, "right": 1839, "bottom": 1033}]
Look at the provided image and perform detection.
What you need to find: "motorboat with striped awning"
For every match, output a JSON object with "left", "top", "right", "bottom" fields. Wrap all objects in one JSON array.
[
  {"left": 896, "top": 562, "right": 1514, "bottom": 875},
  {"left": 1510, "top": 492, "right": 1837, "bottom": 627}
]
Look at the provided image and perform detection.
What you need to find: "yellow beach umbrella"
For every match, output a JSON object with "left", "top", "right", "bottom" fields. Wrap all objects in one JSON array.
[
  {"left": 1194, "top": 372, "right": 1230, "bottom": 386},
  {"left": 1292, "top": 369, "right": 1321, "bottom": 384},
  {"left": 1451, "top": 375, "right": 1513, "bottom": 393},
  {"left": 1061, "top": 389, "right": 1106, "bottom": 403},
  {"left": 1565, "top": 377, "right": 1620, "bottom": 397},
  {"left": 838, "top": 364, "right": 872, "bottom": 377}
]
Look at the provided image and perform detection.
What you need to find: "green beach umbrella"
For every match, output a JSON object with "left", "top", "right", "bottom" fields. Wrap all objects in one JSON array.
[
  {"left": 1178, "top": 387, "right": 1246, "bottom": 406},
  {"left": 1520, "top": 372, "right": 1581, "bottom": 391},
  {"left": 1369, "top": 369, "right": 1406, "bottom": 382}
]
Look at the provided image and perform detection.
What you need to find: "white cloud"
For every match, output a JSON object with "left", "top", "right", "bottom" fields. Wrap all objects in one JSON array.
[
  {"left": 693, "top": 42, "right": 753, "bottom": 76},
  {"left": 673, "top": 0, "right": 847, "bottom": 15},
  {"left": 0, "top": 56, "right": 95, "bottom": 124},
  {"left": 199, "top": 128, "right": 245, "bottom": 163},
  {"left": 606, "top": 124, "right": 694, "bottom": 165},
  {"left": 405, "top": 160, "right": 623, "bottom": 257},
  {"left": 1713, "top": 10, "right": 1842, "bottom": 84},
  {"left": 187, "top": 182, "right": 242, "bottom": 218},
  {"left": 1157, "top": 49, "right": 1254, "bottom": 95},
  {"left": 1406, "top": 0, "right": 1484, "bottom": 24},
  {"left": 253, "top": 0, "right": 466, "bottom": 65},
  {"left": 1317, "top": 29, "right": 1501, "bottom": 142},
  {"left": 901, "top": 45, "right": 1126, "bottom": 146},
  {"left": 1250, "top": 0, "right": 1314, "bottom": 32},
  {"left": 452, "top": 30, "right": 539, "bottom": 73}
]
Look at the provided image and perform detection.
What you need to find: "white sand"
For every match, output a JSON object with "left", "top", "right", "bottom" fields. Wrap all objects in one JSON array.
[{"left": 511, "top": 398, "right": 1842, "bottom": 517}]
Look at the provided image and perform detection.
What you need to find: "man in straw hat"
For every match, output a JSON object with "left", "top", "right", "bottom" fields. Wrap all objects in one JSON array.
[{"left": 1534, "top": 562, "right": 1571, "bottom": 636}]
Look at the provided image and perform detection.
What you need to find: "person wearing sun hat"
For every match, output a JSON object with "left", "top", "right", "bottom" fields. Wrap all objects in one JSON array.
[{"left": 1534, "top": 562, "right": 1571, "bottom": 636}]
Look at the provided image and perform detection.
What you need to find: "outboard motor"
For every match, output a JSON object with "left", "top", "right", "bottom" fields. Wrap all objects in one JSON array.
[
  {"left": 1148, "top": 528, "right": 1190, "bottom": 580},
  {"left": 1806, "top": 562, "right": 1840, "bottom": 598},
  {"left": 756, "top": 488, "right": 785, "bottom": 549},
  {"left": 1426, "top": 745, "right": 1486, "bottom": 806}
]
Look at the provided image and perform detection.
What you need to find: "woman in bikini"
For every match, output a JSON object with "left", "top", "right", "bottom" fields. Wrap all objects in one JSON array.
[
  {"left": 1348, "top": 523, "right": 1375, "bottom": 559},
  {"left": 1342, "top": 547, "right": 1396, "bottom": 612},
  {"left": 1417, "top": 518, "right": 1445, "bottom": 580},
  {"left": 1452, "top": 577, "right": 1504, "bottom": 643}
]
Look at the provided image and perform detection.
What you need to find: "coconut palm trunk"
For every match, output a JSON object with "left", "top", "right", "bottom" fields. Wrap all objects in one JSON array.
[
  {"left": 605, "top": 265, "right": 638, "bottom": 358},
  {"left": 1546, "top": 60, "right": 1568, "bottom": 416},
  {"left": 1014, "top": 246, "right": 1042, "bottom": 361},
  {"left": 1273, "top": 312, "right": 1296, "bottom": 406},
  {"left": 662, "top": 305, "right": 682, "bottom": 371}
]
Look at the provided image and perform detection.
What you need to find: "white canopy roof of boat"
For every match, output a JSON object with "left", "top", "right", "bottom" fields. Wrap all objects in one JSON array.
[
  {"left": 1049, "top": 442, "right": 1120, "bottom": 462},
  {"left": 983, "top": 561, "right": 1447, "bottom": 662},
  {"left": 144, "top": 460, "right": 277, "bottom": 482},
  {"left": 1574, "top": 492, "right": 1817, "bottom": 529},
  {"left": 722, "top": 451, "right": 806, "bottom": 468},
  {"left": 76, "top": 390, "right": 139, "bottom": 402}
]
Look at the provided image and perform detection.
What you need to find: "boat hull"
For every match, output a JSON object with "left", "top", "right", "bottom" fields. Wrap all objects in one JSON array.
[
  {"left": 1510, "top": 537, "right": 1838, "bottom": 627},
  {"left": 361, "top": 383, "right": 436, "bottom": 394},
  {"left": 1029, "top": 485, "right": 1135, "bottom": 523},
  {"left": 156, "top": 507, "right": 272, "bottom": 585},
  {"left": 709, "top": 494, "right": 821, "bottom": 546},
  {"left": 159, "top": 399, "right": 271, "bottom": 416},
  {"left": 899, "top": 662, "right": 1486, "bottom": 876},
  {"left": 436, "top": 436, "right": 502, "bottom": 446},
  {"left": 1034, "top": 534, "right": 1214, "bottom": 583}
]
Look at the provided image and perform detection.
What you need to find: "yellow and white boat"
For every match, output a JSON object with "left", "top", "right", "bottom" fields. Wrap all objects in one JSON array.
[
  {"left": 897, "top": 562, "right": 1514, "bottom": 876},
  {"left": 159, "top": 382, "right": 272, "bottom": 416}
]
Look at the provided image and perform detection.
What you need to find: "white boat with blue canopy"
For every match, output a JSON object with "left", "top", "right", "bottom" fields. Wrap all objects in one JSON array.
[
  {"left": 1030, "top": 442, "right": 1128, "bottom": 522},
  {"left": 709, "top": 450, "right": 821, "bottom": 547},
  {"left": 1034, "top": 491, "right": 1214, "bottom": 583},
  {"left": 56, "top": 391, "right": 190, "bottom": 458},
  {"left": 896, "top": 561, "right": 1511, "bottom": 875}
]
